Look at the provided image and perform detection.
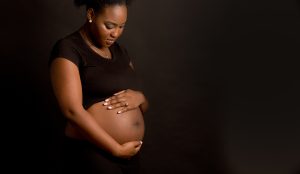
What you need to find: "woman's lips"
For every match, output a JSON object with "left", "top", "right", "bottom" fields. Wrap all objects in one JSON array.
[{"left": 106, "top": 39, "right": 115, "bottom": 45}]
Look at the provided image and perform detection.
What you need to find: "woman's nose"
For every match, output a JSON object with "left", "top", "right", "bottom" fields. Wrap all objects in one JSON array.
[{"left": 111, "top": 28, "right": 121, "bottom": 38}]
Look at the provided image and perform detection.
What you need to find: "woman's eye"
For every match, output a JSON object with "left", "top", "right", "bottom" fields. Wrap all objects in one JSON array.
[{"left": 105, "top": 24, "right": 114, "bottom": 29}]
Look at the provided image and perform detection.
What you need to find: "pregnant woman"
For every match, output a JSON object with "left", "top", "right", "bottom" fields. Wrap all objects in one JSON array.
[{"left": 49, "top": 0, "right": 148, "bottom": 173}]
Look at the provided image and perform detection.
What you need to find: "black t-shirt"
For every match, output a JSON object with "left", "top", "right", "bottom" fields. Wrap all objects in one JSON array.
[{"left": 49, "top": 31, "right": 141, "bottom": 109}]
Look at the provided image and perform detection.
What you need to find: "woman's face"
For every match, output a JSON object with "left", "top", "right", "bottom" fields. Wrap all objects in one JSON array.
[{"left": 89, "top": 4, "right": 127, "bottom": 48}]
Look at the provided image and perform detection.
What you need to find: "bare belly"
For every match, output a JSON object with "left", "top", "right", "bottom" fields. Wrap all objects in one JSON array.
[{"left": 65, "top": 101, "right": 145, "bottom": 144}]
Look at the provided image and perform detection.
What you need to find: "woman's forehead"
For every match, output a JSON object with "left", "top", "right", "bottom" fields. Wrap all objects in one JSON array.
[{"left": 98, "top": 5, "right": 127, "bottom": 23}]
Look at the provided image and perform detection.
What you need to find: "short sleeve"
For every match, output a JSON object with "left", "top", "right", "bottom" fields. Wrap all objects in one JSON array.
[{"left": 48, "top": 39, "right": 81, "bottom": 67}]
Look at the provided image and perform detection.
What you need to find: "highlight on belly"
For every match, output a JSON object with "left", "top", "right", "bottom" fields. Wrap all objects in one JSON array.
[{"left": 87, "top": 101, "right": 145, "bottom": 144}]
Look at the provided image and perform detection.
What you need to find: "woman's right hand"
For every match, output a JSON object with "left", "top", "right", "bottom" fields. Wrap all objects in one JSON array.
[{"left": 113, "top": 140, "right": 143, "bottom": 158}]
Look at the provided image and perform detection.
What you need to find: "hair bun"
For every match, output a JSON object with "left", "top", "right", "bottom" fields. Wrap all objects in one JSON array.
[
  {"left": 74, "top": 0, "right": 132, "bottom": 9},
  {"left": 74, "top": 0, "right": 91, "bottom": 7}
]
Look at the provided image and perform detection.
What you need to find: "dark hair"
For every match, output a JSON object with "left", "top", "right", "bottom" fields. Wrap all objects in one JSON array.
[{"left": 74, "top": 0, "right": 131, "bottom": 12}]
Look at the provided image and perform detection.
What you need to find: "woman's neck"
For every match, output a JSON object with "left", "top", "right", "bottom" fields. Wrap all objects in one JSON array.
[{"left": 80, "top": 24, "right": 111, "bottom": 59}]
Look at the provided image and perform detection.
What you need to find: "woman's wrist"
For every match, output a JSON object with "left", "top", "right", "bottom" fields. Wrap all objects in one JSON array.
[
  {"left": 137, "top": 91, "right": 146, "bottom": 105},
  {"left": 137, "top": 91, "right": 148, "bottom": 113},
  {"left": 111, "top": 143, "right": 122, "bottom": 157}
]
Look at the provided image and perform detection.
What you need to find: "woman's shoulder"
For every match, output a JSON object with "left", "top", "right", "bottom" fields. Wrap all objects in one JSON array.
[
  {"left": 49, "top": 31, "right": 82, "bottom": 67},
  {"left": 53, "top": 31, "right": 81, "bottom": 49}
]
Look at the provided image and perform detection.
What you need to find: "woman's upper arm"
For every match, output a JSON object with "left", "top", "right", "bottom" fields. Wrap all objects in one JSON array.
[
  {"left": 50, "top": 57, "right": 83, "bottom": 116},
  {"left": 49, "top": 57, "right": 123, "bottom": 155}
]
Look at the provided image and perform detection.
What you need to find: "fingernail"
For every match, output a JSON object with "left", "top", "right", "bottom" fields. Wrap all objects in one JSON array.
[
  {"left": 140, "top": 141, "right": 143, "bottom": 145},
  {"left": 108, "top": 106, "right": 112, "bottom": 109},
  {"left": 117, "top": 111, "right": 121, "bottom": 114},
  {"left": 103, "top": 102, "right": 108, "bottom": 106},
  {"left": 105, "top": 98, "right": 110, "bottom": 102}
]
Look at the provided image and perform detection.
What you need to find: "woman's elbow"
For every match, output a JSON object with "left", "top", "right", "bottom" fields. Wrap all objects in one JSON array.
[{"left": 61, "top": 106, "right": 84, "bottom": 120}]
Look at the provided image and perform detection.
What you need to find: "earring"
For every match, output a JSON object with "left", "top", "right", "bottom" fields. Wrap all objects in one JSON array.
[{"left": 89, "top": 19, "right": 92, "bottom": 23}]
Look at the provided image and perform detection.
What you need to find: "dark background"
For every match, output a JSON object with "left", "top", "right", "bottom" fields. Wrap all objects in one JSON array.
[{"left": 1, "top": 0, "right": 300, "bottom": 174}]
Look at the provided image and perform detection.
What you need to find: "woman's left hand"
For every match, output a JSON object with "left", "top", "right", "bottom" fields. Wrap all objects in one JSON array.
[{"left": 103, "top": 89, "right": 146, "bottom": 114}]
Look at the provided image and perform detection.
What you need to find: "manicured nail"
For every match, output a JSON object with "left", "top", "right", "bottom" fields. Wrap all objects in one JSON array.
[
  {"left": 108, "top": 106, "right": 112, "bottom": 109},
  {"left": 140, "top": 141, "right": 143, "bottom": 145},
  {"left": 103, "top": 102, "right": 108, "bottom": 106},
  {"left": 117, "top": 111, "right": 121, "bottom": 114}
]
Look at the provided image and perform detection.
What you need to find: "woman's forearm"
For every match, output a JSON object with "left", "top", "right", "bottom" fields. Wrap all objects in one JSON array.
[{"left": 63, "top": 107, "right": 121, "bottom": 155}]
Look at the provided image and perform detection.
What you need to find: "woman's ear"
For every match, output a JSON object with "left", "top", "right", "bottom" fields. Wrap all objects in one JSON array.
[{"left": 87, "top": 8, "right": 95, "bottom": 23}]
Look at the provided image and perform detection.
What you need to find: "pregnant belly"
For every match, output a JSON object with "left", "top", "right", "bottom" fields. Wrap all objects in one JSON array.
[{"left": 86, "top": 101, "right": 145, "bottom": 144}]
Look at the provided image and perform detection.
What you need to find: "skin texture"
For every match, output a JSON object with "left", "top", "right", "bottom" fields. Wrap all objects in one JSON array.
[{"left": 50, "top": 4, "right": 149, "bottom": 159}]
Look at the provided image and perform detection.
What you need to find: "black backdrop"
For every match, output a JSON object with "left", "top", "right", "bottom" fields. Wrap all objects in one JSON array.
[{"left": 1, "top": 0, "right": 300, "bottom": 174}]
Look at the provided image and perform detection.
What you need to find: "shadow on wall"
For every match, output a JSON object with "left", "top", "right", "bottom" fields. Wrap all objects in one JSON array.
[{"left": 0, "top": 1, "right": 69, "bottom": 173}]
